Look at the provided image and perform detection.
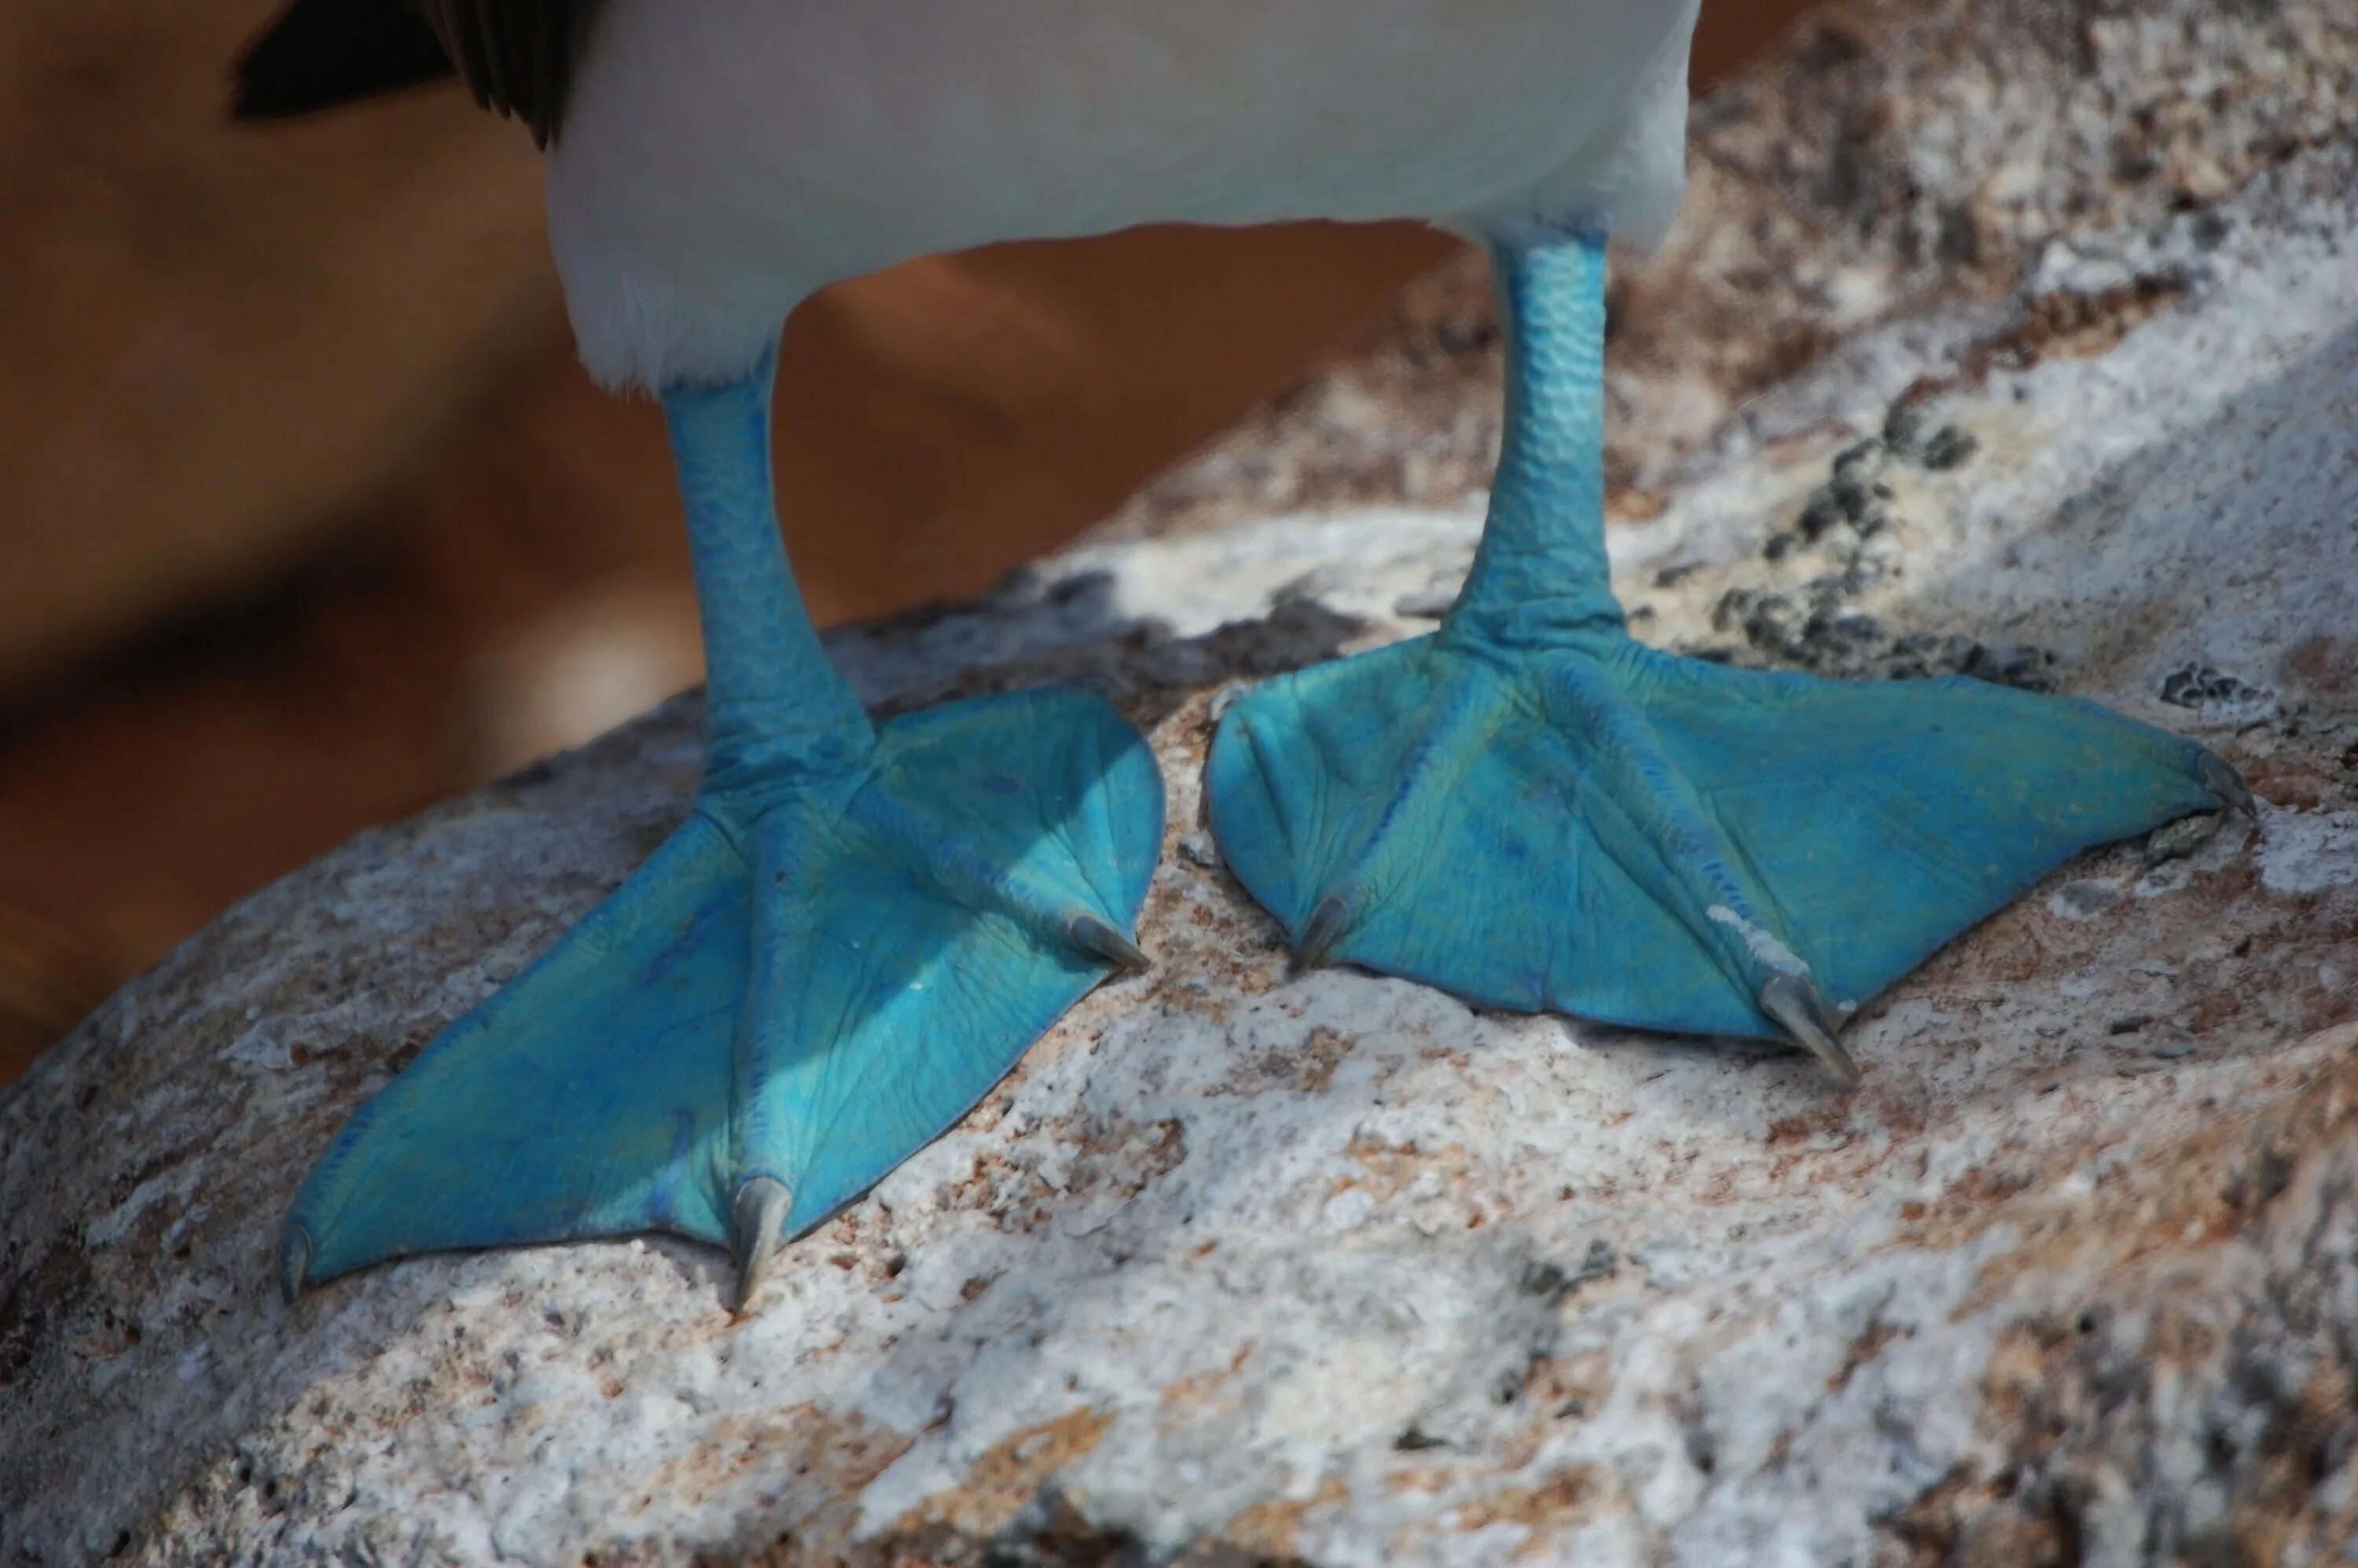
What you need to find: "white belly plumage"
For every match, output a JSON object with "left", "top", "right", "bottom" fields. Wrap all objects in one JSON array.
[{"left": 546, "top": 0, "right": 1702, "bottom": 391}]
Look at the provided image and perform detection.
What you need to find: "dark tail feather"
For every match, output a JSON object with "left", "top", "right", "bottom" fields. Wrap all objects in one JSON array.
[{"left": 233, "top": 0, "right": 454, "bottom": 122}]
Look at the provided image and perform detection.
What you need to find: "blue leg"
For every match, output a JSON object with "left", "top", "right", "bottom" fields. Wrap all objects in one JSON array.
[
  {"left": 1207, "top": 236, "right": 2243, "bottom": 1080},
  {"left": 284, "top": 349, "right": 1163, "bottom": 1304}
]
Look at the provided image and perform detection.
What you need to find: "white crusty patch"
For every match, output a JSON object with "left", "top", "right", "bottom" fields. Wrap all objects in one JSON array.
[{"left": 2257, "top": 806, "right": 2358, "bottom": 896}]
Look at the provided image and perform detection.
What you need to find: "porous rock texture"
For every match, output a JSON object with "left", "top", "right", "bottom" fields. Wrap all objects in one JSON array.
[{"left": 8, "top": 2, "right": 2358, "bottom": 1562}]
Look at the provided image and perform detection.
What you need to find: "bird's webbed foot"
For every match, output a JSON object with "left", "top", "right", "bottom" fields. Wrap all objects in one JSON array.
[
  {"left": 284, "top": 687, "right": 1162, "bottom": 1305},
  {"left": 1208, "top": 629, "right": 2237, "bottom": 1076}
]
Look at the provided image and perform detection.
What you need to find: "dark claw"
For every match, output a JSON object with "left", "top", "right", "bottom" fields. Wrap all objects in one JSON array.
[
  {"left": 2198, "top": 752, "right": 2259, "bottom": 820},
  {"left": 1066, "top": 913, "right": 1151, "bottom": 973},
  {"left": 1758, "top": 972, "right": 1863, "bottom": 1089},
  {"left": 279, "top": 1224, "right": 312, "bottom": 1306},
  {"left": 731, "top": 1177, "right": 791, "bottom": 1311},
  {"left": 1296, "top": 894, "right": 1355, "bottom": 972}
]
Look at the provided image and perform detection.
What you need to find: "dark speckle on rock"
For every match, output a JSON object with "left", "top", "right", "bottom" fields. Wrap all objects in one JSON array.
[
  {"left": 1919, "top": 426, "right": 1981, "bottom": 471},
  {"left": 1959, "top": 642, "right": 2058, "bottom": 692},
  {"left": 2160, "top": 666, "right": 2264, "bottom": 710}
]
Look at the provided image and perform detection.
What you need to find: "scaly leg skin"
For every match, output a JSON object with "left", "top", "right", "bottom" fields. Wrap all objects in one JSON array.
[
  {"left": 1207, "top": 236, "right": 2246, "bottom": 1081},
  {"left": 282, "top": 350, "right": 1163, "bottom": 1306}
]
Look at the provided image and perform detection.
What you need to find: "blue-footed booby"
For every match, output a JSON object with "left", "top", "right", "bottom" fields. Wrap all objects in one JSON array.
[{"left": 241, "top": 0, "right": 2247, "bottom": 1306}]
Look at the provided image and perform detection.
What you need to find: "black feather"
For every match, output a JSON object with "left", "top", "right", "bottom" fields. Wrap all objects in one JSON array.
[{"left": 233, "top": 0, "right": 454, "bottom": 122}]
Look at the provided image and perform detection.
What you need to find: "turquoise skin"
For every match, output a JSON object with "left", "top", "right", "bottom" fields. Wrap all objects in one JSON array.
[
  {"left": 1208, "top": 235, "right": 2239, "bottom": 1074},
  {"left": 281, "top": 350, "right": 1165, "bottom": 1304},
  {"left": 282, "top": 232, "right": 2241, "bottom": 1303}
]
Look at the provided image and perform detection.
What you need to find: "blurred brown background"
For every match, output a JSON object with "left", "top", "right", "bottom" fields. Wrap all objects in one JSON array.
[{"left": 0, "top": 1, "right": 1816, "bottom": 1081}]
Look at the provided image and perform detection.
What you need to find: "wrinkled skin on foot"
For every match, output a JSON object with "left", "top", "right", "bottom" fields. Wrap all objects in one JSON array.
[
  {"left": 284, "top": 354, "right": 1164, "bottom": 1306},
  {"left": 1207, "top": 234, "right": 2239, "bottom": 1078},
  {"left": 1210, "top": 630, "right": 2231, "bottom": 1063},
  {"left": 287, "top": 686, "right": 1162, "bottom": 1302}
]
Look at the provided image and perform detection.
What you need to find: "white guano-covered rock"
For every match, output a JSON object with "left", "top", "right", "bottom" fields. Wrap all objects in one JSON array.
[{"left": 6, "top": 1, "right": 2358, "bottom": 1562}]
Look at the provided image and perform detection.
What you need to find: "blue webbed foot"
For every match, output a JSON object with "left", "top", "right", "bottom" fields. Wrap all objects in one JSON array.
[
  {"left": 283, "top": 347, "right": 1163, "bottom": 1305},
  {"left": 285, "top": 689, "right": 1160, "bottom": 1302},
  {"left": 1207, "top": 233, "right": 2241, "bottom": 1079},
  {"left": 1209, "top": 633, "right": 2231, "bottom": 1075}
]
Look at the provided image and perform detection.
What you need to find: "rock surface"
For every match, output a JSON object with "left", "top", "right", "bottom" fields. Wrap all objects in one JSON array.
[{"left": 7, "top": 1, "right": 2358, "bottom": 1562}]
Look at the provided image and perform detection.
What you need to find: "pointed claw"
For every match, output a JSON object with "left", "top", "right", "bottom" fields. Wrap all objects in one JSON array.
[
  {"left": 2198, "top": 752, "right": 2259, "bottom": 820},
  {"left": 1066, "top": 913, "right": 1151, "bottom": 973},
  {"left": 1296, "top": 893, "right": 1355, "bottom": 973},
  {"left": 279, "top": 1223, "right": 312, "bottom": 1306},
  {"left": 730, "top": 1177, "right": 791, "bottom": 1311},
  {"left": 1758, "top": 973, "right": 1862, "bottom": 1089}
]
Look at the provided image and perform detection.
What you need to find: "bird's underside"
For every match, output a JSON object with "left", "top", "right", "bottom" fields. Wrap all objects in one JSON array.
[
  {"left": 244, "top": 0, "right": 2248, "bottom": 1309},
  {"left": 244, "top": 0, "right": 1701, "bottom": 390}
]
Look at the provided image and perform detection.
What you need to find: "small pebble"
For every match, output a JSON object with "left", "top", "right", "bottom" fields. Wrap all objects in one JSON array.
[{"left": 2146, "top": 813, "right": 2222, "bottom": 865}]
